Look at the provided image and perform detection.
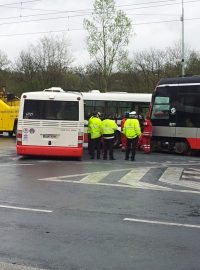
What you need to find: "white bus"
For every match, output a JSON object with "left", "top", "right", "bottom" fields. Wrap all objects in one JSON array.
[
  {"left": 81, "top": 90, "right": 152, "bottom": 146},
  {"left": 16, "top": 87, "right": 84, "bottom": 157}
]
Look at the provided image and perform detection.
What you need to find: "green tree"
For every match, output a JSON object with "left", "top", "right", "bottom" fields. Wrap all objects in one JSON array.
[{"left": 84, "top": 0, "right": 132, "bottom": 91}]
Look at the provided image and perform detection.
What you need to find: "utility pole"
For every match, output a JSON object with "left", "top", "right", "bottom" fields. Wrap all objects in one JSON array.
[{"left": 181, "top": 0, "right": 185, "bottom": 76}]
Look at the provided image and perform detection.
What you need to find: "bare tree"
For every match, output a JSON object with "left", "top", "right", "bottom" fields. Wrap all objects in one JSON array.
[
  {"left": 0, "top": 50, "right": 10, "bottom": 70},
  {"left": 15, "top": 34, "right": 73, "bottom": 89},
  {"left": 33, "top": 35, "right": 73, "bottom": 72},
  {"left": 132, "top": 49, "right": 167, "bottom": 91},
  {"left": 164, "top": 41, "right": 192, "bottom": 76}
]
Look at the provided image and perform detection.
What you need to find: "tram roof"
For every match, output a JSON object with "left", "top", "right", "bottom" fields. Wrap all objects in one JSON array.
[{"left": 158, "top": 75, "right": 200, "bottom": 85}]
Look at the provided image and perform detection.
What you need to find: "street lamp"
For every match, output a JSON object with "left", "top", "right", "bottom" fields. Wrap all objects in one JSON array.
[{"left": 181, "top": 0, "right": 185, "bottom": 76}]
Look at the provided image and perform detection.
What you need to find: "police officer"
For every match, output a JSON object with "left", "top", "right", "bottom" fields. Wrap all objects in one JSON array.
[
  {"left": 101, "top": 114, "right": 118, "bottom": 160},
  {"left": 123, "top": 111, "right": 141, "bottom": 161},
  {"left": 88, "top": 111, "right": 102, "bottom": 159}
]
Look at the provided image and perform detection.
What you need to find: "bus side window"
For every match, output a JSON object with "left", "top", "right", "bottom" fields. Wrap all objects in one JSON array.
[
  {"left": 176, "top": 89, "right": 200, "bottom": 128},
  {"left": 84, "top": 100, "right": 94, "bottom": 120}
]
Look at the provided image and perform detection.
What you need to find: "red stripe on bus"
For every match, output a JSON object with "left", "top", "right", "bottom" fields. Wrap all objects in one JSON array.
[{"left": 16, "top": 146, "right": 83, "bottom": 157}]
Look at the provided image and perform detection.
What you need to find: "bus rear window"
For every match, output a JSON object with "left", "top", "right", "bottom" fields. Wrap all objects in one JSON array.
[{"left": 23, "top": 100, "right": 79, "bottom": 121}]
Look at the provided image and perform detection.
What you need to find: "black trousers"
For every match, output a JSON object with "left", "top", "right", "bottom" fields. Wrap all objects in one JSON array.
[
  {"left": 90, "top": 137, "right": 101, "bottom": 158},
  {"left": 103, "top": 138, "right": 114, "bottom": 159},
  {"left": 125, "top": 137, "right": 138, "bottom": 160},
  {"left": 87, "top": 133, "right": 91, "bottom": 154}
]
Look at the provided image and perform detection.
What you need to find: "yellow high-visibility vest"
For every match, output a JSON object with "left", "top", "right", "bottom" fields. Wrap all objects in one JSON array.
[
  {"left": 101, "top": 119, "right": 118, "bottom": 135},
  {"left": 123, "top": 118, "right": 141, "bottom": 139},
  {"left": 88, "top": 117, "right": 102, "bottom": 139}
]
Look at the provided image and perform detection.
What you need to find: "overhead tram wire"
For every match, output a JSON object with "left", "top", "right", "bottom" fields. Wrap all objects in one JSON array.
[
  {"left": 116, "top": 0, "right": 200, "bottom": 11},
  {"left": 0, "top": 10, "right": 92, "bottom": 21},
  {"left": 0, "top": 0, "right": 199, "bottom": 22},
  {"left": 1, "top": 16, "right": 200, "bottom": 37},
  {"left": 117, "top": 0, "right": 180, "bottom": 8},
  {"left": 0, "top": 0, "right": 40, "bottom": 7},
  {"left": 1, "top": 0, "right": 200, "bottom": 13},
  {"left": 0, "top": 13, "right": 93, "bottom": 27},
  {"left": 0, "top": 0, "right": 198, "bottom": 34},
  {"left": 0, "top": 28, "right": 83, "bottom": 37},
  {"left": 0, "top": 0, "right": 199, "bottom": 25},
  {"left": 0, "top": 11, "right": 179, "bottom": 21}
]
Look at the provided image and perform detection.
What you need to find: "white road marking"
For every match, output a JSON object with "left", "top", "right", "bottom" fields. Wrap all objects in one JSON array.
[
  {"left": 159, "top": 167, "right": 200, "bottom": 190},
  {"left": 37, "top": 174, "right": 200, "bottom": 194},
  {"left": 123, "top": 218, "right": 200, "bottom": 229},
  {"left": 38, "top": 168, "right": 131, "bottom": 181},
  {"left": 37, "top": 166, "right": 200, "bottom": 194},
  {"left": 38, "top": 172, "right": 92, "bottom": 181},
  {"left": 38, "top": 178, "right": 173, "bottom": 190},
  {"left": 0, "top": 163, "right": 33, "bottom": 166},
  {"left": 0, "top": 262, "right": 46, "bottom": 270},
  {"left": 162, "top": 162, "right": 200, "bottom": 167},
  {"left": 38, "top": 168, "right": 171, "bottom": 191},
  {"left": 0, "top": 205, "right": 53, "bottom": 213}
]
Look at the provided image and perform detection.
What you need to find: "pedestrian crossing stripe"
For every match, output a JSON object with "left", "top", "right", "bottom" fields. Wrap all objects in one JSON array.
[
  {"left": 159, "top": 167, "right": 184, "bottom": 182},
  {"left": 182, "top": 168, "right": 200, "bottom": 180},
  {"left": 159, "top": 167, "right": 200, "bottom": 190},
  {"left": 80, "top": 172, "right": 111, "bottom": 183},
  {"left": 119, "top": 167, "right": 150, "bottom": 186},
  {"left": 118, "top": 168, "right": 168, "bottom": 190},
  {"left": 182, "top": 175, "right": 200, "bottom": 180},
  {"left": 184, "top": 168, "right": 200, "bottom": 173}
]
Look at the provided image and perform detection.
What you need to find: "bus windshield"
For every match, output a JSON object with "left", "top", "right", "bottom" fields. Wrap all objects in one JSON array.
[{"left": 23, "top": 100, "right": 79, "bottom": 121}]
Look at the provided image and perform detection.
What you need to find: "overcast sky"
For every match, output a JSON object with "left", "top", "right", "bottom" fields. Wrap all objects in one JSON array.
[{"left": 0, "top": 0, "right": 200, "bottom": 66}]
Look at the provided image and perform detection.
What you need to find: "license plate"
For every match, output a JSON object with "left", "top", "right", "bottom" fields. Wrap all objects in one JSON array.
[{"left": 43, "top": 134, "right": 57, "bottom": 139}]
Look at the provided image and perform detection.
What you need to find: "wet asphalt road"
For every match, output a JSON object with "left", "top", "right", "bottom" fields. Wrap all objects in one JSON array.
[{"left": 0, "top": 136, "right": 200, "bottom": 270}]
